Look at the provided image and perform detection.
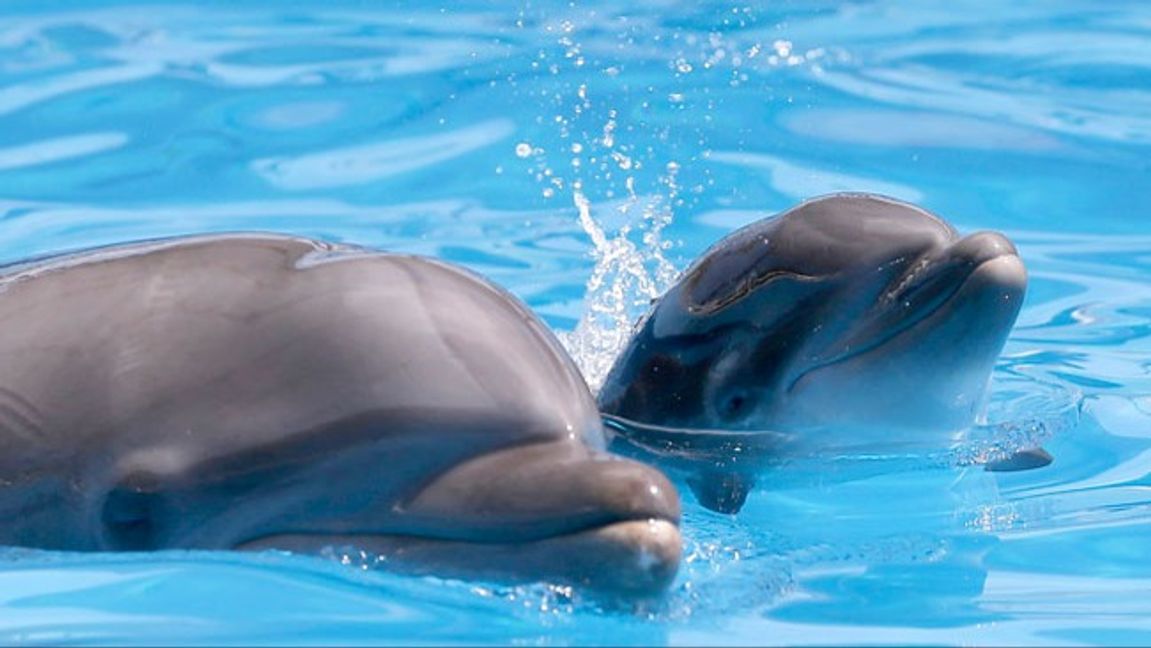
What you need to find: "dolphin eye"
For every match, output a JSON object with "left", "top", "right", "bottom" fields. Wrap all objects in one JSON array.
[
  {"left": 102, "top": 475, "right": 163, "bottom": 551},
  {"left": 718, "top": 390, "right": 753, "bottom": 422}
]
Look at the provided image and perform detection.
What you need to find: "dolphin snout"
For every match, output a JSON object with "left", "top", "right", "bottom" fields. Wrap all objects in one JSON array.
[
  {"left": 238, "top": 442, "right": 683, "bottom": 598},
  {"left": 949, "top": 231, "right": 1018, "bottom": 265},
  {"left": 948, "top": 231, "right": 1026, "bottom": 301},
  {"left": 405, "top": 441, "right": 680, "bottom": 540},
  {"left": 397, "top": 441, "right": 682, "bottom": 595},
  {"left": 888, "top": 230, "right": 1021, "bottom": 309},
  {"left": 578, "top": 452, "right": 683, "bottom": 524}
]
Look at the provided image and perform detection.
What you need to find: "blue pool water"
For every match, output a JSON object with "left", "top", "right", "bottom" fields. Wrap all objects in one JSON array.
[{"left": 1, "top": 0, "right": 1151, "bottom": 644}]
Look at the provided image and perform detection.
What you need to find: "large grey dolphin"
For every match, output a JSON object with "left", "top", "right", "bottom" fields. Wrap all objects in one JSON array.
[
  {"left": 0, "top": 233, "right": 680, "bottom": 596},
  {"left": 598, "top": 193, "right": 1042, "bottom": 513}
]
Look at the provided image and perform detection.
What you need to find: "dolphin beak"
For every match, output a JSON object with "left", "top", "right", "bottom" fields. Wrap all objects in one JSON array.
[
  {"left": 384, "top": 442, "right": 683, "bottom": 597},
  {"left": 955, "top": 238, "right": 1026, "bottom": 300},
  {"left": 794, "top": 229, "right": 1026, "bottom": 388},
  {"left": 237, "top": 442, "right": 682, "bottom": 598},
  {"left": 402, "top": 441, "right": 681, "bottom": 538},
  {"left": 950, "top": 230, "right": 1018, "bottom": 263},
  {"left": 886, "top": 230, "right": 1021, "bottom": 322},
  {"left": 931, "top": 231, "right": 1026, "bottom": 326},
  {"left": 783, "top": 227, "right": 1027, "bottom": 433}
]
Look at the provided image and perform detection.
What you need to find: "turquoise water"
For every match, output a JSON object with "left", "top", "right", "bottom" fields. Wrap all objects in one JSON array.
[{"left": 1, "top": 0, "right": 1151, "bottom": 644}]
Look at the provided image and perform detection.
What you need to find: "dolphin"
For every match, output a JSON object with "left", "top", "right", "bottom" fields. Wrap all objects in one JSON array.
[
  {"left": 0, "top": 233, "right": 681, "bottom": 596},
  {"left": 598, "top": 193, "right": 1042, "bottom": 513}
]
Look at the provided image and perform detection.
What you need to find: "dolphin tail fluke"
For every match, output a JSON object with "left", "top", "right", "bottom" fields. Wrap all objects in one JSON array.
[
  {"left": 984, "top": 447, "right": 1053, "bottom": 472},
  {"left": 688, "top": 469, "right": 755, "bottom": 514}
]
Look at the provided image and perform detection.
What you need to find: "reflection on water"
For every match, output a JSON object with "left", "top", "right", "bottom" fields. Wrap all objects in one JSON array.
[{"left": 0, "top": 0, "right": 1150, "bottom": 645}]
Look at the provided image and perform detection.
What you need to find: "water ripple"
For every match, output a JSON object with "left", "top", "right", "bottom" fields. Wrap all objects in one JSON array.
[
  {"left": 0, "top": 131, "right": 126, "bottom": 171},
  {"left": 252, "top": 119, "right": 516, "bottom": 190},
  {"left": 0, "top": 0, "right": 1148, "bottom": 645}
]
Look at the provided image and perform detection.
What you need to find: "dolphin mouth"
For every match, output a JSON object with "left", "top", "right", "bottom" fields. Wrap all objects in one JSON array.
[
  {"left": 237, "top": 518, "right": 682, "bottom": 597},
  {"left": 602, "top": 413, "right": 796, "bottom": 468},
  {"left": 790, "top": 231, "right": 1024, "bottom": 388},
  {"left": 235, "top": 442, "right": 683, "bottom": 596},
  {"left": 876, "top": 234, "right": 1020, "bottom": 334}
]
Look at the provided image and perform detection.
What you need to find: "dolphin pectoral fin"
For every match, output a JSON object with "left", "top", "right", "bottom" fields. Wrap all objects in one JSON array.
[
  {"left": 984, "top": 447, "right": 1054, "bottom": 472},
  {"left": 687, "top": 469, "right": 755, "bottom": 514}
]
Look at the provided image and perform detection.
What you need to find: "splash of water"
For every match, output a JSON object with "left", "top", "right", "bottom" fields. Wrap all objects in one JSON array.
[
  {"left": 559, "top": 182, "right": 679, "bottom": 392},
  {"left": 506, "top": 43, "right": 684, "bottom": 388},
  {"left": 950, "top": 376, "right": 1083, "bottom": 468}
]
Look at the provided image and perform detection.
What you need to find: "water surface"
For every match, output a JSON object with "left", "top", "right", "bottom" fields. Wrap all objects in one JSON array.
[{"left": 1, "top": 1, "right": 1150, "bottom": 645}]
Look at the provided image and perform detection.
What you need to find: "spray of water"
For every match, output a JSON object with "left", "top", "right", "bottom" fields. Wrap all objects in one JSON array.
[
  {"left": 560, "top": 178, "right": 680, "bottom": 392},
  {"left": 510, "top": 79, "right": 685, "bottom": 390},
  {"left": 510, "top": 75, "right": 684, "bottom": 389},
  {"left": 506, "top": 9, "right": 836, "bottom": 390},
  {"left": 515, "top": 113, "right": 681, "bottom": 391}
]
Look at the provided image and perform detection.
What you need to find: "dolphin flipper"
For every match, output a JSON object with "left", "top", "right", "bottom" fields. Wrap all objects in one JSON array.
[
  {"left": 984, "top": 447, "right": 1053, "bottom": 472},
  {"left": 688, "top": 469, "right": 755, "bottom": 514}
]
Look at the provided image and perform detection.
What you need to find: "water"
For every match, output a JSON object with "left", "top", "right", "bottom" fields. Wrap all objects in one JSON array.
[{"left": 1, "top": 0, "right": 1150, "bottom": 644}]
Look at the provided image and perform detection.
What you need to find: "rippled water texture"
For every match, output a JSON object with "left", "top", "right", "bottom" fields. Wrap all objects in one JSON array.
[{"left": 1, "top": 1, "right": 1151, "bottom": 645}]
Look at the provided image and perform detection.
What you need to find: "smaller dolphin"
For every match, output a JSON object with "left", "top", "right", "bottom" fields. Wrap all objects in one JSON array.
[
  {"left": 598, "top": 193, "right": 1043, "bottom": 513},
  {"left": 0, "top": 234, "right": 681, "bottom": 596}
]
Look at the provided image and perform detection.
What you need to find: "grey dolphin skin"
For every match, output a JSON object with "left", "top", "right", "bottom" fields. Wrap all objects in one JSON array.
[
  {"left": 0, "top": 234, "right": 680, "bottom": 596},
  {"left": 598, "top": 193, "right": 1039, "bottom": 513}
]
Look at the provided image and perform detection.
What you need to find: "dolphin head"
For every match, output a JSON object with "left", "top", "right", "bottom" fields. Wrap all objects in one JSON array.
[
  {"left": 75, "top": 243, "right": 682, "bottom": 598},
  {"left": 599, "top": 193, "right": 1026, "bottom": 453}
]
